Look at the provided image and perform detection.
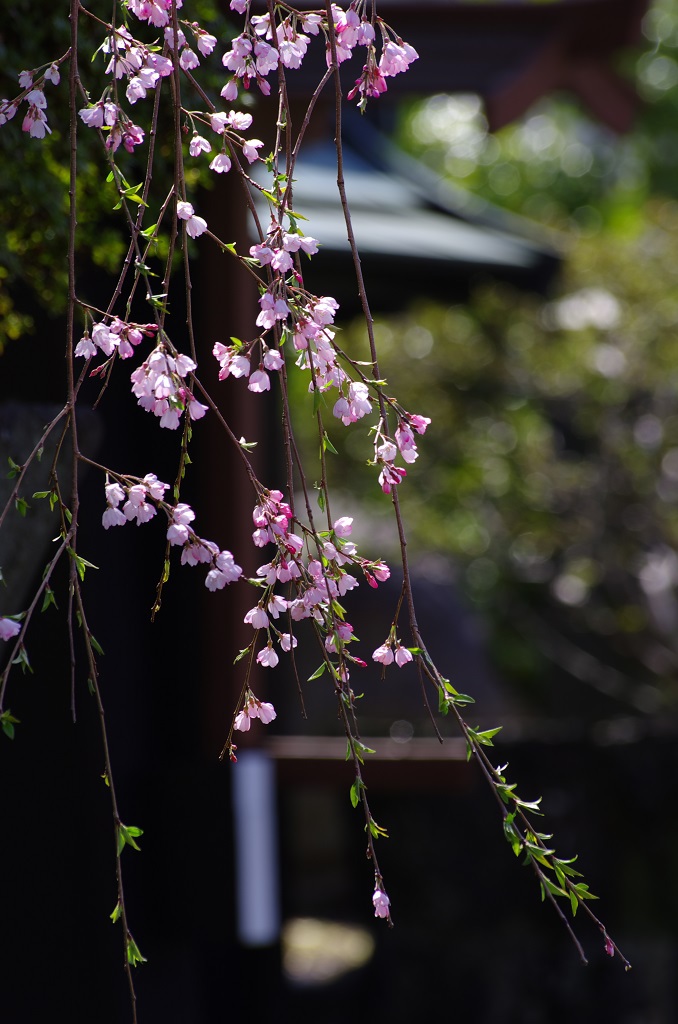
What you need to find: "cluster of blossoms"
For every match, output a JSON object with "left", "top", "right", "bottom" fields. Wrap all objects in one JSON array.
[
  {"left": 372, "top": 637, "right": 414, "bottom": 668},
  {"left": 75, "top": 326, "right": 208, "bottom": 430},
  {"left": 0, "top": 617, "right": 21, "bottom": 642},
  {"left": 234, "top": 692, "right": 277, "bottom": 732},
  {"left": 213, "top": 338, "right": 284, "bottom": 395},
  {"left": 130, "top": 343, "right": 208, "bottom": 429},
  {"left": 79, "top": 99, "right": 145, "bottom": 154},
  {"left": 177, "top": 199, "right": 208, "bottom": 239},
  {"left": 222, "top": 2, "right": 417, "bottom": 110},
  {"left": 188, "top": 108, "right": 263, "bottom": 174},
  {"left": 242, "top": 493, "right": 390, "bottom": 678},
  {"left": 102, "top": 476, "right": 242, "bottom": 592},
  {"left": 347, "top": 29, "right": 419, "bottom": 108},
  {"left": 75, "top": 318, "right": 157, "bottom": 361},
  {"left": 0, "top": 63, "right": 61, "bottom": 139},
  {"left": 372, "top": 413, "right": 431, "bottom": 495},
  {"left": 77, "top": 24, "right": 171, "bottom": 152}
]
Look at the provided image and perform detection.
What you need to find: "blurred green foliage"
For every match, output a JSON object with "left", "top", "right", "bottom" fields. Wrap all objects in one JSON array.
[
  {"left": 0, "top": 0, "right": 232, "bottom": 354},
  {"left": 293, "top": 0, "right": 678, "bottom": 717},
  {"left": 322, "top": 206, "right": 678, "bottom": 716},
  {"left": 400, "top": 0, "right": 678, "bottom": 231}
]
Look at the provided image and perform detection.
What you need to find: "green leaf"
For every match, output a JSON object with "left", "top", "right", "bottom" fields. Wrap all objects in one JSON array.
[
  {"left": 110, "top": 901, "right": 122, "bottom": 924},
  {"left": 367, "top": 817, "right": 389, "bottom": 839},
  {"left": 67, "top": 548, "right": 99, "bottom": 581},
  {"left": 503, "top": 814, "right": 522, "bottom": 856},
  {"left": 569, "top": 890, "right": 579, "bottom": 917},
  {"left": 475, "top": 726, "right": 503, "bottom": 745},
  {"left": 350, "top": 779, "right": 364, "bottom": 808},
  {"left": 322, "top": 432, "right": 338, "bottom": 455},
  {"left": 118, "top": 823, "right": 143, "bottom": 854},
  {"left": 15, "top": 496, "right": 29, "bottom": 517},
  {"left": 554, "top": 857, "right": 583, "bottom": 879},
  {"left": 308, "top": 662, "right": 326, "bottom": 681},
  {"left": 1, "top": 710, "right": 20, "bottom": 739},
  {"left": 6, "top": 456, "right": 21, "bottom": 478},
  {"left": 40, "top": 587, "right": 58, "bottom": 612},
  {"left": 89, "top": 633, "right": 104, "bottom": 656},
  {"left": 572, "top": 882, "right": 598, "bottom": 901},
  {"left": 11, "top": 646, "right": 32, "bottom": 675},
  {"left": 126, "top": 936, "right": 147, "bottom": 966},
  {"left": 541, "top": 876, "right": 567, "bottom": 899},
  {"left": 515, "top": 795, "right": 543, "bottom": 813},
  {"left": 449, "top": 692, "right": 475, "bottom": 706},
  {"left": 32, "top": 490, "right": 50, "bottom": 499}
]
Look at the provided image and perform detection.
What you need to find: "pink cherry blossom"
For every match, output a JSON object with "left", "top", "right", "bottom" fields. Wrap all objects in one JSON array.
[
  {"left": 256, "top": 700, "right": 277, "bottom": 724},
  {"left": 189, "top": 134, "right": 211, "bottom": 156},
  {"left": 244, "top": 605, "right": 269, "bottom": 629},
  {"left": 105, "top": 481, "right": 126, "bottom": 506},
  {"left": 0, "top": 617, "right": 21, "bottom": 641},
  {"left": 221, "top": 79, "right": 239, "bottom": 101},
  {"left": 195, "top": 29, "right": 217, "bottom": 56},
  {"left": 186, "top": 214, "right": 207, "bottom": 238},
  {"left": 248, "top": 369, "right": 270, "bottom": 393},
  {"left": 410, "top": 414, "right": 431, "bottom": 434},
  {"left": 333, "top": 517, "right": 353, "bottom": 538},
  {"left": 234, "top": 708, "right": 251, "bottom": 732},
  {"left": 256, "top": 644, "right": 279, "bottom": 668},
  {"left": 372, "top": 643, "right": 394, "bottom": 665},
  {"left": 242, "top": 139, "right": 263, "bottom": 163},
  {"left": 209, "top": 152, "right": 231, "bottom": 174},
  {"left": 187, "top": 394, "right": 208, "bottom": 420},
  {"left": 372, "top": 888, "right": 390, "bottom": 919},
  {"left": 102, "top": 506, "right": 127, "bottom": 529},
  {"left": 142, "top": 473, "right": 169, "bottom": 500},
  {"left": 395, "top": 645, "right": 413, "bottom": 667},
  {"left": 263, "top": 348, "right": 283, "bottom": 371}
]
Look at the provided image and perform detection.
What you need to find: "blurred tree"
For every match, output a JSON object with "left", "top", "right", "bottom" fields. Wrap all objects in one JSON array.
[
  {"left": 399, "top": 0, "right": 678, "bottom": 234},
  {"left": 0, "top": 0, "right": 230, "bottom": 355},
  {"left": 286, "top": 0, "right": 678, "bottom": 722}
]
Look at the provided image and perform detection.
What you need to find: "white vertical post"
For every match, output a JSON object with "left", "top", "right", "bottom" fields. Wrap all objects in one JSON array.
[{"left": 231, "top": 749, "right": 280, "bottom": 946}]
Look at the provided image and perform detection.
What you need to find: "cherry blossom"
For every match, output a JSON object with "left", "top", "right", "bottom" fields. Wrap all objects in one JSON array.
[
  {"left": 333, "top": 517, "right": 353, "bottom": 538},
  {"left": 256, "top": 701, "right": 277, "bottom": 724},
  {"left": 242, "top": 139, "right": 263, "bottom": 163},
  {"left": 279, "top": 633, "right": 297, "bottom": 652},
  {"left": 372, "top": 643, "right": 394, "bottom": 666},
  {"left": 234, "top": 694, "right": 277, "bottom": 730},
  {"left": 248, "top": 369, "right": 271, "bottom": 393},
  {"left": 0, "top": 617, "right": 22, "bottom": 641},
  {"left": 394, "top": 645, "right": 413, "bottom": 667},
  {"left": 257, "top": 644, "right": 279, "bottom": 668},
  {"left": 189, "top": 133, "right": 211, "bottom": 157},
  {"left": 244, "top": 605, "right": 269, "bottom": 629},
  {"left": 209, "top": 152, "right": 231, "bottom": 174},
  {"left": 177, "top": 200, "right": 207, "bottom": 238},
  {"left": 372, "top": 888, "right": 390, "bottom": 919}
]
